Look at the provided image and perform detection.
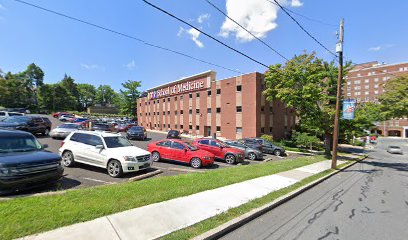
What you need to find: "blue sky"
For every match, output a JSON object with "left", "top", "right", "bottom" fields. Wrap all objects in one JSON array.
[{"left": 0, "top": 0, "right": 407, "bottom": 92}]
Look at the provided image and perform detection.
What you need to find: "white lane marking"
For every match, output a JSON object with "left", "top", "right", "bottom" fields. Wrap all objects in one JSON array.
[{"left": 81, "top": 177, "right": 114, "bottom": 184}]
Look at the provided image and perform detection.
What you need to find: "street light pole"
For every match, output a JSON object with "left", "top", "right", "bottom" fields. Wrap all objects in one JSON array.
[{"left": 331, "top": 18, "right": 344, "bottom": 169}]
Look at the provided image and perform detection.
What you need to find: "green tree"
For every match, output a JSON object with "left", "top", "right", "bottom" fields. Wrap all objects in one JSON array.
[
  {"left": 263, "top": 52, "right": 351, "bottom": 156},
  {"left": 119, "top": 80, "right": 141, "bottom": 116},
  {"left": 95, "top": 85, "right": 117, "bottom": 106},
  {"left": 60, "top": 74, "right": 80, "bottom": 109},
  {"left": 379, "top": 75, "right": 408, "bottom": 118},
  {"left": 38, "top": 83, "right": 77, "bottom": 112},
  {"left": 77, "top": 83, "right": 96, "bottom": 111}
]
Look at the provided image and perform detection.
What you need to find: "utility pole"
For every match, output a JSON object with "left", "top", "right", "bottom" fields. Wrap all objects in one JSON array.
[{"left": 331, "top": 19, "right": 344, "bottom": 169}]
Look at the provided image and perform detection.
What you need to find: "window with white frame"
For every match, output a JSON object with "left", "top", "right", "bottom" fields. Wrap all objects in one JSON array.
[
  {"left": 374, "top": 78, "right": 379, "bottom": 82},
  {"left": 354, "top": 86, "right": 361, "bottom": 90},
  {"left": 374, "top": 90, "right": 379, "bottom": 94},
  {"left": 354, "top": 80, "right": 361, "bottom": 84},
  {"left": 374, "top": 84, "right": 379, "bottom": 88},
  {"left": 365, "top": 91, "right": 369, "bottom": 95},
  {"left": 365, "top": 85, "right": 369, "bottom": 89},
  {"left": 357, "top": 74, "right": 361, "bottom": 77},
  {"left": 383, "top": 77, "right": 387, "bottom": 81},
  {"left": 355, "top": 92, "right": 361, "bottom": 96},
  {"left": 347, "top": 81, "right": 351, "bottom": 85},
  {"left": 364, "top": 79, "right": 369, "bottom": 83},
  {"left": 347, "top": 92, "right": 351, "bottom": 96}
]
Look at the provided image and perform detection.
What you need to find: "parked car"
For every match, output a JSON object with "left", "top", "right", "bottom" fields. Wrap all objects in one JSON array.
[
  {"left": 0, "top": 111, "right": 24, "bottom": 121},
  {"left": 60, "top": 131, "right": 152, "bottom": 177},
  {"left": 115, "top": 124, "right": 131, "bottom": 132},
  {"left": 0, "top": 130, "right": 64, "bottom": 195},
  {"left": 52, "top": 112, "right": 68, "bottom": 118},
  {"left": 192, "top": 138, "right": 245, "bottom": 164},
  {"left": 224, "top": 140, "right": 263, "bottom": 160},
  {"left": 240, "top": 138, "right": 285, "bottom": 156},
  {"left": 148, "top": 139, "right": 214, "bottom": 168},
  {"left": 91, "top": 123, "right": 113, "bottom": 132},
  {"left": 59, "top": 114, "right": 75, "bottom": 122},
  {"left": 167, "top": 130, "right": 181, "bottom": 139},
  {"left": 0, "top": 116, "right": 52, "bottom": 135},
  {"left": 236, "top": 138, "right": 263, "bottom": 152},
  {"left": 50, "top": 123, "right": 82, "bottom": 139},
  {"left": 387, "top": 145, "right": 403, "bottom": 154},
  {"left": 127, "top": 126, "right": 147, "bottom": 140}
]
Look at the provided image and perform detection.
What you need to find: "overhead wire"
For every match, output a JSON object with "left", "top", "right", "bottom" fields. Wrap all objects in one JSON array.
[
  {"left": 268, "top": 0, "right": 338, "bottom": 58},
  {"left": 203, "top": 0, "right": 289, "bottom": 61},
  {"left": 12, "top": 0, "right": 244, "bottom": 74}
]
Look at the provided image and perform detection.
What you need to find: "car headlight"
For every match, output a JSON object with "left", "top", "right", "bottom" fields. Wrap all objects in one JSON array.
[
  {"left": 0, "top": 168, "right": 11, "bottom": 176},
  {"left": 124, "top": 156, "right": 138, "bottom": 162}
]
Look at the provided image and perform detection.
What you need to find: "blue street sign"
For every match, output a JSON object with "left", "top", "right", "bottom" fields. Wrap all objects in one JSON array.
[{"left": 342, "top": 99, "right": 356, "bottom": 120}]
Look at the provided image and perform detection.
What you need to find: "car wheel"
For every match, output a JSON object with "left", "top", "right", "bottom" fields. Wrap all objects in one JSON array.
[
  {"left": 43, "top": 128, "right": 50, "bottom": 136},
  {"left": 151, "top": 151, "right": 161, "bottom": 162},
  {"left": 190, "top": 157, "right": 202, "bottom": 169},
  {"left": 62, "top": 151, "right": 75, "bottom": 167},
  {"left": 273, "top": 149, "right": 282, "bottom": 156},
  {"left": 248, "top": 152, "right": 257, "bottom": 160},
  {"left": 225, "top": 154, "right": 236, "bottom": 164},
  {"left": 107, "top": 160, "right": 123, "bottom": 178}
]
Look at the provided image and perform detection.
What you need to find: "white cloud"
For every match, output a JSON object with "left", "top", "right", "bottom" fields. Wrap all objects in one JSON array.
[
  {"left": 368, "top": 46, "right": 381, "bottom": 52},
  {"left": 177, "top": 27, "right": 204, "bottom": 48},
  {"left": 291, "top": 0, "right": 303, "bottom": 7},
  {"left": 81, "top": 63, "right": 104, "bottom": 71},
  {"left": 368, "top": 44, "right": 394, "bottom": 52},
  {"left": 125, "top": 60, "right": 136, "bottom": 70},
  {"left": 220, "top": 0, "right": 288, "bottom": 42},
  {"left": 197, "top": 13, "right": 210, "bottom": 23}
]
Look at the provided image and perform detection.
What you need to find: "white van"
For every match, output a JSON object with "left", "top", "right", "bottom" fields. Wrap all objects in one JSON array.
[{"left": 0, "top": 111, "right": 25, "bottom": 121}]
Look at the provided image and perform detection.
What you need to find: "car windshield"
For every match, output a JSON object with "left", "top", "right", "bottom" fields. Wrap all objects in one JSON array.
[
  {"left": 169, "top": 130, "right": 179, "bottom": 135},
  {"left": 59, "top": 124, "right": 79, "bottom": 129},
  {"left": 389, "top": 146, "right": 400, "bottom": 149},
  {"left": 184, "top": 142, "right": 198, "bottom": 151},
  {"left": 0, "top": 135, "right": 42, "bottom": 153},
  {"left": 130, "top": 126, "right": 144, "bottom": 132},
  {"left": 104, "top": 136, "right": 132, "bottom": 148},
  {"left": 1, "top": 116, "right": 30, "bottom": 123}
]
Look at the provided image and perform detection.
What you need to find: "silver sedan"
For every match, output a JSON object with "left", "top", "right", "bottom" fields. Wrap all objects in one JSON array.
[
  {"left": 387, "top": 145, "right": 403, "bottom": 154},
  {"left": 50, "top": 123, "right": 82, "bottom": 139}
]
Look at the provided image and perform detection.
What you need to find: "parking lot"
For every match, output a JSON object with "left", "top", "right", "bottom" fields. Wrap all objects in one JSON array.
[{"left": 4, "top": 115, "right": 302, "bottom": 196}]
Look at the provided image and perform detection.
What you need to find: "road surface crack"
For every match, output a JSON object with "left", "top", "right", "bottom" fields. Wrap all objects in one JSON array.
[
  {"left": 317, "top": 226, "right": 339, "bottom": 240},
  {"left": 333, "top": 200, "right": 343, "bottom": 212},
  {"left": 348, "top": 209, "right": 356, "bottom": 219}
]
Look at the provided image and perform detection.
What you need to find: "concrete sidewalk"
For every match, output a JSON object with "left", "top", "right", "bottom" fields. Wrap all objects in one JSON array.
[{"left": 20, "top": 160, "right": 344, "bottom": 240}]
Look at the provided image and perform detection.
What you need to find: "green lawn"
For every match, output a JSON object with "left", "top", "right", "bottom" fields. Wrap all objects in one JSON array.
[
  {"left": 0, "top": 155, "right": 328, "bottom": 240},
  {"left": 163, "top": 161, "right": 352, "bottom": 240}
]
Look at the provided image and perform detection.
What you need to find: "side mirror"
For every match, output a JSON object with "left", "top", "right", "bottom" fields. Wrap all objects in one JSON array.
[
  {"left": 184, "top": 148, "right": 188, "bottom": 152},
  {"left": 95, "top": 145, "right": 104, "bottom": 149},
  {"left": 42, "top": 144, "right": 49, "bottom": 149}
]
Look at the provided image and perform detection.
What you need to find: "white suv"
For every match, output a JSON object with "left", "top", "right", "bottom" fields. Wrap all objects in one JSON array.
[{"left": 59, "top": 131, "right": 152, "bottom": 177}]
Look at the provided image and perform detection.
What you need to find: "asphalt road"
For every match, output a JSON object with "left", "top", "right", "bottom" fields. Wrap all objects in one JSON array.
[
  {"left": 17, "top": 115, "right": 290, "bottom": 195},
  {"left": 220, "top": 137, "right": 408, "bottom": 240}
]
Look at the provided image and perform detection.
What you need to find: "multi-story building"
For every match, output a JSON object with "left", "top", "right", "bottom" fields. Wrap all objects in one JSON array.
[
  {"left": 137, "top": 71, "right": 296, "bottom": 140},
  {"left": 345, "top": 61, "right": 408, "bottom": 138}
]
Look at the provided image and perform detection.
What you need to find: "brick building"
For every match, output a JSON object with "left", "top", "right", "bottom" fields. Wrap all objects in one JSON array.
[
  {"left": 137, "top": 71, "right": 296, "bottom": 140},
  {"left": 345, "top": 61, "right": 408, "bottom": 138}
]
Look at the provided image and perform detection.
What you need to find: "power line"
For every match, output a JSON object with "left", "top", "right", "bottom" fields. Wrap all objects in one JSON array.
[
  {"left": 268, "top": 0, "right": 338, "bottom": 58},
  {"left": 142, "top": 0, "right": 270, "bottom": 68},
  {"left": 12, "top": 0, "right": 243, "bottom": 74},
  {"left": 203, "top": 0, "right": 289, "bottom": 61},
  {"left": 267, "top": 0, "right": 336, "bottom": 27}
]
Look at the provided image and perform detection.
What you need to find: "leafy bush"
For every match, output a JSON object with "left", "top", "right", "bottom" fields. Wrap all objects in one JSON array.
[
  {"left": 260, "top": 134, "right": 273, "bottom": 143},
  {"left": 352, "top": 140, "right": 365, "bottom": 147},
  {"left": 293, "top": 132, "right": 320, "bottom": 150}
]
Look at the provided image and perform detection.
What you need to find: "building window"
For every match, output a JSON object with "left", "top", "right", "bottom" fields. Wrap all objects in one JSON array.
[
  {"left": 365, "top": 91, "right": 369, "bottom": 95},
  {"left": 163, "top": 124, "right": 165, "bottom": 128},
  {"left": 180, "top": 110, "right": 183, "bottom": 114},
  {"left": 347, "top": 81, "right": 351, "bottom": 85},
  {"left": 175, "top": 96, "right": 177, "bottom": 101},
  {"left": 374, "top": 78, "right": 379, "bottom": 82},
  {"left": 189, "top": 125, "right": 192, "bottom": 130},
  {"left": 364, "top": 85, "right": 369, "bottom": 89},
  {"left": 374, "top": 90, "right": 379, "bottom": 94},
  {"left": 168, "top": 111, "right": 170, "bottom": 115},
  {"left": 180, "top": 95, "right": 183, "bottom": 100},
  {"left": 261, "top": 106, "right": 264, "bottom": 112},
  {"left": 175, "top": 125, "right": 178, "bottom": 129},
  {"left": 216, "top": 108, "right": 221, "bottom": 113},
  {"left": 217, "top": 89, "right": 221, "bottom": 95},
  {"left": 346, "top": 92, "right": 351, "bottom": 96},
  {"left": 216, "top": 126, "right": 221, "bottom": 132},
  {"left": 207, "top": 108, "right": 212, "bottom": 113},
  {"left": 196, "top": 126, "right": 199, "bottom": 130},
  {"left": 189, "top": 93, "right": 192, "bottom": 98},
  {"left": 236, "top": 127, "right": 242, "bottom": 133},
  {"left": 189, "top": 109, "right": 192, "bottom": 114},
  {"left": 154, "top": 112, "right": 156, "bottom": 115},
  {"left": 180, "top": 125, "right": 183, "bottom": 129},
  {"left": 236, "top": 106, "right": 242, "bottom": 112},
  {"left": 163, "top": 99, "right": 165, "bottom": 103},
  {"left": 168, "top": 124, "right": 170, "bottom": 128},
  {"left": 374, "top": 84, "right": 379, "bottom": 89},
  {"left": 354, "top": 80, "right": 361, "bottom": 84},
  {"left": 269, "top": 106, "right": 273, "bottom": 112},
  {"left": 236, "top": 85, "right": 242, "bottom": 91},
  {"left": 175, "top": 110, "right": 178, "bottom": 114},
  {"left": 196, "top": 109, "right": 200, "bottom": 114},
  {"left": 163, "top": 111, "right": 165, "bottom": 115},
  {"left": 196, "top": 93, "right": 200, "bottom": 97},
  {"left": 168, "top": 98, "right": 170, "bottom": 102},
  {"left": 364, "top": 79, "right": 369, "bottom": 83},
  {"left": 354, "top": 86, "right": 361, "bottom": 90},
  {"left": 207, "top": 90, "right": 211, "bottom": 96},
  {"left": 153, "top": 100, "right": 155, "bottom": 104},
  {"left": 269, "top": 127, "right": 273, "bottom": 132},
  {"left": 355, "top": 92, "right": 361, "bottom": 96},
  {"left": 261, "top": 127, "right": 265, "bottom": 133},
  {"left": 154, "top": 124, "right": 156, "bottom": 127}
]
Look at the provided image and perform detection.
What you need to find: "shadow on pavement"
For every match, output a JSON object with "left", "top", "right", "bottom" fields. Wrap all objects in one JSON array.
[{"left": 361, "top": 160, "right": 408, "bottom": 172}]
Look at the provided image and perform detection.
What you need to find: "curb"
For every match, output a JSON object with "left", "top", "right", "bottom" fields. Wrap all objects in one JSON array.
[
  {"left": 128, "top": 169, "right": 163, "bottom": 182},
  {"left": 193, "top": 156, "right": 367, "bottom": 240}
]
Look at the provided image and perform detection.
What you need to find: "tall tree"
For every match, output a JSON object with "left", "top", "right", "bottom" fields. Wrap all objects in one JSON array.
[
  {"left": 119, "top": 80, "right": 141, "bottom": 116},
  {"left": 60, "top": 74, "right": 80, "bottom": 109},
  {"left": 77, "top": 83, "right": 97, "bottom": 111},
  {"left": 263, "top": 52, "right": 351, "bottom": 155},
  {"left": 95, "top": 85, "right": 117, "bottom": 106},
  {"left": 379, "top": 75, "right": 408, "bottom": 118}
]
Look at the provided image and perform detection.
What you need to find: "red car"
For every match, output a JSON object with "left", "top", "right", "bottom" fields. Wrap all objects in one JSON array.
[
  {"left": 52, "top": 112, "right": 68, "bottom": 118},
  {"left": 147, "top": 139, "right": 215, "bottom": 168},
  {"left": 192, "top": 138, "right": 245, "bottom": 164}
]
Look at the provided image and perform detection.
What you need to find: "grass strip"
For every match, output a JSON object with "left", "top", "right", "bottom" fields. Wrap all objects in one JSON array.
[
  {"left": 0, "top": 155, "right": 327, "bottom": 239},
  {"left": 162, "top": 161, "right": 352, "bottom": 240}
]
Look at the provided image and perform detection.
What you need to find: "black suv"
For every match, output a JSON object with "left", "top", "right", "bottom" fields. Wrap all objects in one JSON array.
[
  {"left": 0, "top": 130, "right": 63, "bottom": 195},
  {"left": 0, "top": 116, "right": 52, "bottom": 135},
  {"left": 167, "top": 130, "right": 181, "bottom": 139},
  {"left": 240, "top": 138, "right": 285, "bottom": 156}
]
